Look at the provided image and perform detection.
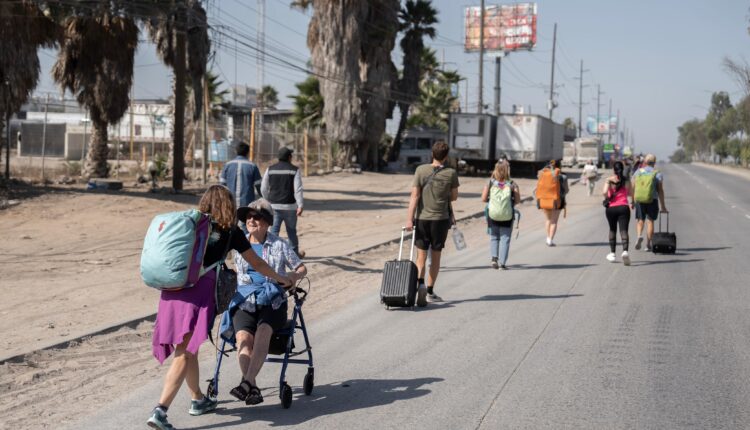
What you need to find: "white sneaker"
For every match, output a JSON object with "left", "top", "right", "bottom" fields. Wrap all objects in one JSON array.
[
  {"left": 546, "top": 237, "right": 552, "bottom": 246},
  {"left": 635, "top": 237, "right": 643, "bottom": 251},
  {"left": 621, "top": 251, "right": 631, "bottom": 266},
  {"left": 606, "top": 252, "right": 616, "bottom": 262}
]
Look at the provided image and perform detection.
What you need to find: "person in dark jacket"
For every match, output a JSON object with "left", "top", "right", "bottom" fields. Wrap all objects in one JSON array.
[{"left": 261, "top": 146, "right": 305, "bottom": 258}]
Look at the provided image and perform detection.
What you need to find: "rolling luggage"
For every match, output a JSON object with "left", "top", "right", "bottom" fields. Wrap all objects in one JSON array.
[
  {"left": 380, "top": 228, "right": 418, "bottom": 308},
  {"left": 652, "top": 212, "right": 676, "bottom": 254}
]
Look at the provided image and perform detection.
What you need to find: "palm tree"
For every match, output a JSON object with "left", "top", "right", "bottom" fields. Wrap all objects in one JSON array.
[
  {"left": 0, "top": 1, "right": 58, "bottom": 179},
  {"left": 288, "top": 76, "right": 324, "bottom": 129},
  {"left": 293, "top": 0, "right": 399, "bottom": 168},
  {"left": 206, "top": 71, "right": 230, "bottom": 120},
  {"left": 258, "top": 85, "right": 279, "bottom": 110},
  {"left": 388, "top": 0, "right": 438, "bottom": 162},
  {"left": 52, "top": 9, "right": 138, "bottom": 179},
  {"left": 145, "top": 0, "right": 209, "bottom": 189}
]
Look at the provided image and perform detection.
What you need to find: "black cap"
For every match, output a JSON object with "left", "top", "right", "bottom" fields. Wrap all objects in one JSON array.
[{"left": 278, "top": 146, "right": 293, "bottom": 161}]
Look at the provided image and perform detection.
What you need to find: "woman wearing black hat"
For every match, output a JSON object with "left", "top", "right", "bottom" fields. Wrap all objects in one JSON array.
[{"left": 223, "top": 198, "right": 307, "bottom": 406}]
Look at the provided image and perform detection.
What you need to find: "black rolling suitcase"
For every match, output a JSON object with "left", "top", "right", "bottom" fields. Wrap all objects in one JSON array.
[
  {"left": 380, "top": 228, "right": 418, "bottom": 308},
  {"left": 652, "top": 212, "right": 676, "bottom": 254}
]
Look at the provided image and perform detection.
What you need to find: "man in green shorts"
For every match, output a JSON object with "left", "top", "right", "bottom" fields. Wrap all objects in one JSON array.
[{"left": 405, "top": 141, "right": 459, "bottom": 307}]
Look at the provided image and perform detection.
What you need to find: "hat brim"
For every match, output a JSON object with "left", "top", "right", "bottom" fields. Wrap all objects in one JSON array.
[{"left": 237, "top": 207, "right": 273, "bottom": 225}]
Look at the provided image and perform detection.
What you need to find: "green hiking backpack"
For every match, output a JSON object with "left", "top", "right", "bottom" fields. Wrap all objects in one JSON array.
[
  {"left": 634, "top": 168, "right": 658, "bottom": 204},
  {"left": 488, "top": 180, "right": 514, "bottom": 222}
]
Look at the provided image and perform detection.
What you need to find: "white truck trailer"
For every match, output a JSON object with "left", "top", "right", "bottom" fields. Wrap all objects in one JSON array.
[
  {"left": 562, "top": 141, "right": 576, "bottom": 167},
  {"left": 448, "top": 113, "right": 497, "bottom": 171},
  {"left": 574, "top": 137, "right": 603, "bottom": 167},
  {"left": 495, "top": 114, "right": 564, "bottom": 171}
]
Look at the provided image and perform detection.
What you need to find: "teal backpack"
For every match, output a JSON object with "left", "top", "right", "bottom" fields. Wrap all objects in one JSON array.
[
  {"left": 140, "top": 209, "right": 216, "bottom": 290},
  {"left": 488, "top": 180, "right": 514, "bottom": 222}
]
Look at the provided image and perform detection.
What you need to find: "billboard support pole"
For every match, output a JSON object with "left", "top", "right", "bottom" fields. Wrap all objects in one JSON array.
[
  {"left": 477, "top": 0, "right": 485, "bottom": 114},
  {"left": 494, "top": 54, "right": 503, "bottom": 115},
  {"left": 548, "top": 23, "right": 557, "bottom": 120}
]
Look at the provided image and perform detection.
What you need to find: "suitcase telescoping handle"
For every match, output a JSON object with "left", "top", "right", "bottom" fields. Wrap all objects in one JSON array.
[
  {"left": 398, "top": 227, "right": 416, "bottom": 262},
  {"left": 658, "top": 212, "right": 669, "bottom": 233}
]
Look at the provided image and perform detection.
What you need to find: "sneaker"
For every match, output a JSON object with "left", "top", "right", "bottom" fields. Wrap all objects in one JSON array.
[
  {"left": 546, "top": 237, "right": 552, "bottom": 246},
  {"left": 635, "top": 237, "right": 643, "bottom": 250},
  {"left": 621, "top": 251, "right": 631, "bottom": 266},
  {"left": 427, "top": 292, "right": 443, "bottom": 302},
  {"left": 491, "top": 258, "right": 499, "bottom": 269},
  {"left": 606, "top": 252, "right": 616, "bottom": 262},
  {"left": 188, "top": 396, "right": 217, "bottom": 416},
  {"left": 147, "top": 408, "right": 174, "bottom": 430},
  {"left": 416, "top": 284, "right": 427, "bottom": 307},
  {"left": 500, "top": 264, "right": 507, "bottom": 270},
  {"left": 644, "top": 241, "right": 652, "bottom": 252}
]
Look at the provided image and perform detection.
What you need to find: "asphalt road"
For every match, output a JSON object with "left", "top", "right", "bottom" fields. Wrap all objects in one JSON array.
[{"left": 69, "top": 164, "right": 750, "bottom": 430}]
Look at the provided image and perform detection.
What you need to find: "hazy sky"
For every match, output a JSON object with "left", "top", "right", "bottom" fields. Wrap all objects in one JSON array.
[{"left": 35, "top": 0, "right": 750, "bottom": 159}]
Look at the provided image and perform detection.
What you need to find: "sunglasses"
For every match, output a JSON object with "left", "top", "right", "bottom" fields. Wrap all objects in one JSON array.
[{"left": 247, "top": 213, "right": 264, "bottom": 221}]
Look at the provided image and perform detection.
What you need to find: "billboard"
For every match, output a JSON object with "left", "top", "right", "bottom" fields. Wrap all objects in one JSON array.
[
  {"left": 464, "top": 3, "right": 538, "bottom": 52},
  {"left": 586, "top": 115, "right": 618, "bottom": 135}
]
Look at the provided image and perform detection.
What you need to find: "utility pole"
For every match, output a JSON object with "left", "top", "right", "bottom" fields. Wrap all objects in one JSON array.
[
  {"left": 548, "top": 22, "right": 557, "bottom": 119},
  {"left": 465, "top": 79, "right": 469, "bottom": 112},
  {"left": 173, "top": 3, "right": 187, "bottom": 191},
  {"left": 477, "top": 0, "right": 485, "bottom": 113},
  {"left": 575, "top": 59, "right": 589, "bottom": 138},
  {"left": 202, "top": 74, "right": 209, "bottom": 184},
  {"left": 257, "top": 0, "right": 265, "bottom": 93},
  {"left": 5, "top": 112, "right": 10, "bottom": 180},
  {"left": 41, "top": 93, "right": 49, "bottom": 182},
  {"left": 595, "top": 84, "right": 604, "bottom": 140},
  {"left": 607, "top": 98, "right": 613, "bottom": 145},
  {"left": 493, "top": 54, "right": 503, "bottom": 115},
  {"left": 129, "top": 86, "right": 134, "bottom": 161}
]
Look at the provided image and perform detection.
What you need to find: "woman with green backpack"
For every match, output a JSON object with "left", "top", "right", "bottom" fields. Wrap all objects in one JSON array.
[{"left": 482, "top": 160, "right": 521, "bottom": 269}]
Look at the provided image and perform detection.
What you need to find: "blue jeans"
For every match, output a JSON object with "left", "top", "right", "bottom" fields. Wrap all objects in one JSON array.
[
  {"left": 271, "top": 209, "right": 299, "bottom": 253},
  {"left": 489, "top": 225, "right": 512, "bottom": 265}
]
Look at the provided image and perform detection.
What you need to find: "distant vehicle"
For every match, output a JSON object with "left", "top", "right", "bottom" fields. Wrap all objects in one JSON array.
[
  {"left": 448, "top": 112, "right": 564, "bottom": 173},
  {"left": 396, "top": 127, "right": 446, "bottom": 171},
  {"left": 562, "top": 141, "right": 576, "bottom": 167},
  {"left": 574, "top": 137, "right": 602, "bottom": 166},
  {"left": 495, "top": 114, "right": 564, "bottom": 170},
  {"left": 448, "top": 113, "right": 497, "bottom": 171}
]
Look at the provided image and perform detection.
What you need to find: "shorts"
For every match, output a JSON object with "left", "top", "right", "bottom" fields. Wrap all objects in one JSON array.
[
  {"left": 232, "top": 302, "right": 288, "bottom": 335},
  {"left": 415, "top": 219, "right": 451, "bottom": 251},
  {"left": 635, "top": 200, "right": 659, "bottom": 221}
]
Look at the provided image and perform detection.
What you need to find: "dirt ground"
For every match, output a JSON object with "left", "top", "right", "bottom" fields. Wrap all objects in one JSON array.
[{"left": 0, "top": 169, "right": 586, "bottom": 430}]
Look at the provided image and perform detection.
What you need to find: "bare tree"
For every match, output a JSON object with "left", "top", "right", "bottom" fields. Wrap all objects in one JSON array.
[{"left": 723, "top": 56, "right": 750, "bottom": 96}]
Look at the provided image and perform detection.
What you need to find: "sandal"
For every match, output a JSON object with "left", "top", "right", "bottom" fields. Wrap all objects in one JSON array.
[
  {"left": 230, "top": 380, "right": 252, "bottom": 401},
  {"left": 245, "top": 384, "right": 263, "bottom": 405}
]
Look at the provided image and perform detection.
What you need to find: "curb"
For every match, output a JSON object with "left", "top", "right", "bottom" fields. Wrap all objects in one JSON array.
[{"left": 0, "top": 313, "right": 157, "bottom": 365}]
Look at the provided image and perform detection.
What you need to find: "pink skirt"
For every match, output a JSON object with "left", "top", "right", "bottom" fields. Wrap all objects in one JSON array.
[{"left": 152, "top": 270, "right": 216, "bottom": 364}]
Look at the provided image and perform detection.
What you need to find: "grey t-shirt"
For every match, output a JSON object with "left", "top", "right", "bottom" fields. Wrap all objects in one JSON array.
[{"left": 412, "top": 164, "right": 459, "bottom": 220}]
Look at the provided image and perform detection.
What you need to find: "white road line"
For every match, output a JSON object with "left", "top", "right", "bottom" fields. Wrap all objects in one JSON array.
[
  {"left": 746, "top": 214, "right": 750, "bottom": 220},
  {"left": 675, "top": 164, "right": 748, "bottom": 220}
]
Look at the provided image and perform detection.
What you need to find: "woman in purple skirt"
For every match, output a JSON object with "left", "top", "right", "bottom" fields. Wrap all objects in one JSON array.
[{"left": 147, "top": 185, "right": 292, "bottom": 430}]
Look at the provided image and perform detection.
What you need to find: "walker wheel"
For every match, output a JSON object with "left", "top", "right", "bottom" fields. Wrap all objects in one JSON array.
[
  {"left": 206, "top": 380, "right": 217, "bottom": 400},
  {"left": 303, "top": 369, "right": 314, "bottom": 395},
  {"left": 281, "top": 383, "right": 293, "bottom": 409}
]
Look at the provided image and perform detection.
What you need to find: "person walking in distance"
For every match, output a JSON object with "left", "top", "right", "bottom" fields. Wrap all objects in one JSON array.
[
  {"left": 535, "top": 160, "right": 568, "bottom": 246},
  {"left": 482, "top": 159, "right": 520, "bottom": 270},
  {"left": 632, "top": 154, "right": 668, "bottom": 251},
  {"left": 261, "top": 146, "right": 305, "bottom": 258},
  {"left": 602, "top": 161, "right": 634, "bottom": 265},
  {"left": 582, "top": 159, "right": 598, "bottom": 196},
  {"left": 406, "top": 141, "right": 459, "bottom": 306},
  {"left": 220, "top": 142, "right": 262, "bottom": 210}
]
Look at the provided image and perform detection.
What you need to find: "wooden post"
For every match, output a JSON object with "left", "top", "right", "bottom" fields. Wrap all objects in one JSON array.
[
  {"left": 129, "top": 86, "right": 134, "bottom": 160},
  {"left": 202, "top": 74, "right": 208, "bottom": 184},
  {"left": 303, "top": 127, "right": 309, "bottom": 177},
  {"left": 249, "top": 108, "right": 256, "bottom": 162}
]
